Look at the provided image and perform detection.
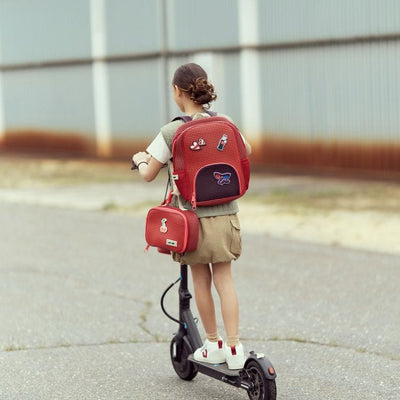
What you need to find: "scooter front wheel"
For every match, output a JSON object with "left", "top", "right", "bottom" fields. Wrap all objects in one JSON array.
[
  {"left": 170, "top": 336, "right": 198, "bottom": 381},
  {"left": 245, "top": 360, "right": 277, "bottom": 400}
]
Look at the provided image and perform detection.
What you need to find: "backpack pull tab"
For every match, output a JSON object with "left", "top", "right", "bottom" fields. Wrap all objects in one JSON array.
[{"left": 191, "top": 193, "right": 197, "bottom": 210}]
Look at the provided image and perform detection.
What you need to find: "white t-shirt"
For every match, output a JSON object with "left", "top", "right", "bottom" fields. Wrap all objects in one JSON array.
[{"left": 146, "top": 132, "right": 171, "bottom": 164}]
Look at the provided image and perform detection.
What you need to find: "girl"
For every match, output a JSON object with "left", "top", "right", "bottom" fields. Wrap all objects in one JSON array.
[{"left": 132, "top": 63, "right": 252, "bottom": 369}]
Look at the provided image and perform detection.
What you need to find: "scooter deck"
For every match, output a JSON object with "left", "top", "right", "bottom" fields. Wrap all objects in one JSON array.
[{"left": 188, "top": 354, "right": 241, "bottom": 377}]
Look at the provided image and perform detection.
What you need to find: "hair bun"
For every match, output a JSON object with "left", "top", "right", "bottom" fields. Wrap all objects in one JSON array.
[{"left": 189, "top": 77, "right": 217, "bottom": 108}]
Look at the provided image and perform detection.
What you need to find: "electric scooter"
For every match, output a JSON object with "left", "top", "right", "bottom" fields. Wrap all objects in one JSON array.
[
  {"left": 131, "top": 161, "right": 277, "bottom": 398},
  {"left": 161, "top": 264, "right": 277, "bottom": 400}
]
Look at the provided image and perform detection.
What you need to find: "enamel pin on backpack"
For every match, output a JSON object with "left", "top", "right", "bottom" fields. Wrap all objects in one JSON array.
[{"left": 171, "top": 114, "right": 250, "bottom": 209}]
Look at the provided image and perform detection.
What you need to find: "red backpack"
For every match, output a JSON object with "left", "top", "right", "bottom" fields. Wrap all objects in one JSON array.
[{"left": 171, "top": 114, "right": 250, "bottom": 209}]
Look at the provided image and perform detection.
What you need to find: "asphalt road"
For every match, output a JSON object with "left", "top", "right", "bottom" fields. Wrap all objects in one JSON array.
[{"left": 0, "top": 202, "right": 399, "bottom": 399}]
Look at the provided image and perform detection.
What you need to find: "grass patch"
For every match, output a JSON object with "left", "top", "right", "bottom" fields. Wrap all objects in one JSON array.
[
  {"left": 243, "top": 184, "right": 400, "bottom": 214},
  {"left": 2, "top": 156, "right": 399, "bottom": 215},
  {"left": 4, "top": 343, "right": 26, "bottom": 352},
  {"left": 0, "top": 157, "right": 135, "bottom": 188}
]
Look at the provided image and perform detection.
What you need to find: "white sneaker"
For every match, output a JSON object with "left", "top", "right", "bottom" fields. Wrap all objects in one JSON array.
[
  {"left": 224, "top": 343, "right": 246, "bottom": 370},
  {"left": 194, "top": 339, "right": 226, "bottom": 364}
]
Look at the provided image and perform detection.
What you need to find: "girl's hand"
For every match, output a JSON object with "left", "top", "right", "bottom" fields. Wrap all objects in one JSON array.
[
  {"left": 132, "top": 152, "right": 151, "bottom": 166},
  {"left": 132, "top": 152, "right": 163, "bottom": 182}
]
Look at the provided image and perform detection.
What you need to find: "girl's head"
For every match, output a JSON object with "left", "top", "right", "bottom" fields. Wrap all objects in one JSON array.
[{"left": 172, "top": 63, "right": 217, "bottom": 110}]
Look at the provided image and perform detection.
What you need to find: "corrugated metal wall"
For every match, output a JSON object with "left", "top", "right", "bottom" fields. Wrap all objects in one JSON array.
[
  {"left": 0, "top": 0, "right": 399, "bottom": 172},
  {"left": 260, "top": 42, "right": 400, "bottom": 141}
]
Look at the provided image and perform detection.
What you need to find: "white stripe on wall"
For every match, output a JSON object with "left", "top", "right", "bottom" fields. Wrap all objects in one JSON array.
[
  {"left": 0, "top": 71, "right": 4, "bottom": 141},
  {"left": 0, "top": 28, "right": 4, "bottom": 140},
  {"left": 90, "top": 0, "right": 111, "bottom": 157},
  {"left": 238, "top": 0, "right": 262, "bottom": 141}
]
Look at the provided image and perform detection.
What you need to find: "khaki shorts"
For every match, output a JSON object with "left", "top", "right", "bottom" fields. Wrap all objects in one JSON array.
[{"left": 172, "top": 214, "right": 242, "bottom": 265}]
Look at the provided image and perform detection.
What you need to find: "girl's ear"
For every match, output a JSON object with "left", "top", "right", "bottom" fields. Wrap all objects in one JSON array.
[{"left": 173, "top": 85, "right": 182, "bottom": 97}]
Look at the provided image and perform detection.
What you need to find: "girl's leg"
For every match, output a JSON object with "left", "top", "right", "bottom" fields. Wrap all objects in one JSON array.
[
  {"left": 211, "top": 262, "right": 239, "bottom": 347},
  {"left": 190, "top": 263, "right": 218, "bottom": 341}
]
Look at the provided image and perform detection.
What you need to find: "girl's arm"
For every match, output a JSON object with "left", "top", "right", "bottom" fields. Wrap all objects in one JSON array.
[{"left": 132, "top": 152, "right": 164, "bottom": 182}]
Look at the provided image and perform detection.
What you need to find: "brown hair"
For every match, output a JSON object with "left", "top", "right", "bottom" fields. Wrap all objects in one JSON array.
[{"left": 172, "top": 63, "right": 217, "bottom": 109}]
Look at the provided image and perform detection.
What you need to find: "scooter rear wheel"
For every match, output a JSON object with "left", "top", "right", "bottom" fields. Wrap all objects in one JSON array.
[
  {"left": 245, "top": 360, "right": 277, "bottom": 400},
  {"left": 170, "top": 336, "right": 198, "bottom": 381}
]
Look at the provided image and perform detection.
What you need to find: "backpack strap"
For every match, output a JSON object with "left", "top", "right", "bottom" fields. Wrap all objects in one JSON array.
[
  {"left": 171, "top": 115, "right": 193, "bottom": 123},
  {"left": 171, "top": 110, "right": 217, "bottom": 123}
]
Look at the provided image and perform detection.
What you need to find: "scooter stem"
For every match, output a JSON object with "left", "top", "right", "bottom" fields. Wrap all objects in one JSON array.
[
  {"left": 179, "top": 264, "right": 191, "bottom": 310},
  {"left": 179, "top": 264, "right": 202, "bottom": 350}
]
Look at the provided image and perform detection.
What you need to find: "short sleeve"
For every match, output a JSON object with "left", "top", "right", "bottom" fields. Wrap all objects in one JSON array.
[{"left": 146, "top": 132, "right": 172, "bottom": 164}]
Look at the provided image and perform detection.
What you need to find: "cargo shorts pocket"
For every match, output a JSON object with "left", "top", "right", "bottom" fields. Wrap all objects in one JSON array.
[{"left": 230, "top": 215, "right": 242, "bottom": 258}]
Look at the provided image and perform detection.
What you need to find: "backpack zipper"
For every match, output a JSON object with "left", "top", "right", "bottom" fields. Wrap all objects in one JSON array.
[{"left": 191, "top": 193, "right": 197, "bottom": 210}]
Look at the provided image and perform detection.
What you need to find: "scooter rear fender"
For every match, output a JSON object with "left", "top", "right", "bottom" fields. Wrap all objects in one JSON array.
[{"left": 244, "top": 351, "right": 277, "bottom": 380}]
